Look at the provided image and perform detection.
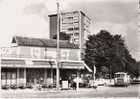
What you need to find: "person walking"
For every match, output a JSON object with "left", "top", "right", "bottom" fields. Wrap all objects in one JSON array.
[
  {"left": 71, "top": 80, "right": 76, "bottom": 90},
  {"left": 38, "top": 77, "right": 43, "bottom": 90},
  {"left": 93, "top": 81, "right": 98, "bottom": 91}
]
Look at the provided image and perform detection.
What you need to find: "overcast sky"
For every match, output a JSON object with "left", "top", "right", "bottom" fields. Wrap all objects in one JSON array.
[{"left": 0, "top": 0, "right": 139, "bottom": 61}]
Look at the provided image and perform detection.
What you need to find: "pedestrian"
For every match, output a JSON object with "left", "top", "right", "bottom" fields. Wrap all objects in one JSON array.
[
  {"left": 93, "top": 81, "right": 98, "bottom": 92},
  {"left": 73, "top": 82, "right": 76, "bottom": 90},
  {"left": 71, "top": 80, "right": 76, "bottom": 90},
  {"left": 38, "top": 77, "right": 43, "bottom": 90}
]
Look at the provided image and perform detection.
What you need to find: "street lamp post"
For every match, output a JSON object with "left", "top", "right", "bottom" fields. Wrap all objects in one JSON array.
[{"left": 56, "top": 0, "right": 60, "bottom": 90}]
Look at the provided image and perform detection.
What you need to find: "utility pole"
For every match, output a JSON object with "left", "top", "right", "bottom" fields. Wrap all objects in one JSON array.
[{"left": 56, "top": 0, "right": 60, "bottom": 90}]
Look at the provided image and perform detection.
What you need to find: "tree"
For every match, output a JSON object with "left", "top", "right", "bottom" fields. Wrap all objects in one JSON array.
[
  {"left": 84, "top": 30, "right": 137, "bottom": 78},
  {"left": 135, "top": 61, "right": 140, "bottom": 78},
  {"left": 53, "top": 32, "right": 70, "bottom": 40}
]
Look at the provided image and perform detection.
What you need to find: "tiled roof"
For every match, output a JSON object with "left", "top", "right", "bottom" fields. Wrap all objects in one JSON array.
[{"left": 12, "top": 36, "right": 79, "bottom": 49}]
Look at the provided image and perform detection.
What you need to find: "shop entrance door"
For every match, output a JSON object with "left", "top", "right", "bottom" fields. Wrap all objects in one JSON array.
[{"left": 26, "top": 69, "right": 44, "bottom": 86}]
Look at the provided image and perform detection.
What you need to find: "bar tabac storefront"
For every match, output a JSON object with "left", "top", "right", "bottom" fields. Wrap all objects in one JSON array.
[{"left": 1, "top": 36, "right": 92, "bottom": 89}]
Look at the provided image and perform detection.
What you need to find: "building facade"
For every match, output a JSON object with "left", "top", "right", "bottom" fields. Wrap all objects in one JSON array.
[
  {"left": 1, "top": 36, "right": 91, "bottom": 89},
  {"left": 49, "top": 11, "right": 91, "bottom": 49}
]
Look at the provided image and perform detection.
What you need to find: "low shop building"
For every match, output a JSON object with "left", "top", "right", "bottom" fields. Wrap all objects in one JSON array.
[{"left": 1, "top": 36, "right": 92, "bottom": 88}]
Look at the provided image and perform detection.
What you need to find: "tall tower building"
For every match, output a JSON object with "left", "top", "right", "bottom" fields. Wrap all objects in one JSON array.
[{"left": 48, "top": 11, "right": 91, "bottom": 49}]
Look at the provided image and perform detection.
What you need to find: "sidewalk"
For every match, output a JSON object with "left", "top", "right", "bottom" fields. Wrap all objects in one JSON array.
[
  {"left": 1, "top": 86, "right": 112, "bottom": 98},
  {"left": 1, "top": 84, "right": 139, "bottom": 98},
  {"left": 1, "top": 86, "right": 108, "bottom": 93}
]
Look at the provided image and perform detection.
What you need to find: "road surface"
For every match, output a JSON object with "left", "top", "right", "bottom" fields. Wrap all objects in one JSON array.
[{"left": 1, "top": 84, "right": 139, "bottom": 98}]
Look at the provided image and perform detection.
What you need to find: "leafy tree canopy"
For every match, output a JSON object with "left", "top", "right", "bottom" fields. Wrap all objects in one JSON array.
[{"left": 84, "top": 30, "right": 137, "bottom": 77}]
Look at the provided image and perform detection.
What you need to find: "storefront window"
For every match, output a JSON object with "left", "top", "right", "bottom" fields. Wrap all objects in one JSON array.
[{"left": 1, "top": 72, "right": 6, "bottom": 80}]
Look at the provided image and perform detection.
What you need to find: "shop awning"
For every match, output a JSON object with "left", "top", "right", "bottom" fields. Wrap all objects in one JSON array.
[
  {"left": 60, "top": 61, "right": 84, "bottom": 69},
  {"left": 60, "top": 61, "right": 93, "bottom": 72},
  {"left": 82, "top": 62, "right": 93, "bottom": 72},
  {"left": 32, "top": 60, "right": 92, "bottom": 72},
  {"left": 1, "top": 59, "right": 25, "bottom": 68},
  {"left": 31, "top": 60, "right": 56, "bottom": 68},
  {"left": 1, "top": 59, "right": 92, "bottom": 72}
]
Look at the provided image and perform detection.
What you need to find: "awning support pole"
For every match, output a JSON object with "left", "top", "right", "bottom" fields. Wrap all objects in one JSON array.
[
  {"left": 23, "top": 68, "right": 26, "bottom": 87},
  {"left": 17, "top": 68, "right": 20, "bottom": 87},
  {"left": 44, "top": 68, "right": 47, "bottom": 84},
  {"left": 76, "top": 69, "right": 79, "bottom": 91}
]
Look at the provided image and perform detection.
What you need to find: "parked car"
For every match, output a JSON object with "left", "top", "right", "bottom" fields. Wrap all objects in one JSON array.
[
  {"left": 131, "top": 77, "right": 140, "bottom": 84},
  {"left": 96, "top": 78, "right": 107, "bottom": 86},
  {"left": 73, "top": 77, "right": 88, "bottom": 88}
]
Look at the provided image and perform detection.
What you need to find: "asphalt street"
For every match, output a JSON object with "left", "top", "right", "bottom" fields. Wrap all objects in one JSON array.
[{"left": 1, "top": 84, "right": 139, "bottom": 98}]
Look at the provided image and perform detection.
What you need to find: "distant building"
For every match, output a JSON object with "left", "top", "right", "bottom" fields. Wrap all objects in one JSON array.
[
  {"left": 49, "top": 11, "right": 91, "bottom": 49},
  {"left": 1, "top": 36, "right": 92, "bottom": 88}
]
